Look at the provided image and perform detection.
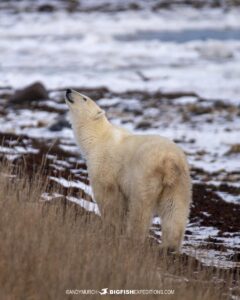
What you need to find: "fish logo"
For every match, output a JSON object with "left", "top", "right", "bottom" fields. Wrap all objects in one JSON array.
[{"left": 99, "top": 288, "right": 108, "bottom": 295}]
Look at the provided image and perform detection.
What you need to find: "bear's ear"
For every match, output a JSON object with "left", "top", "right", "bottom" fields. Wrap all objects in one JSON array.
[{"left": 94, "top": 109, "right": 105, "bottom": 120}]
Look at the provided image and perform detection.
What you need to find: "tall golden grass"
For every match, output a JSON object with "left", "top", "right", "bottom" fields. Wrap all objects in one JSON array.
[{"left": 0, "top": 160, "right": 238, "bottom": 300}]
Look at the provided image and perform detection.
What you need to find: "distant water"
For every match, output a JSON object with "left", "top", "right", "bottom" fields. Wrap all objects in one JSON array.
[{"left": 116, "top": 28, "right": 240, "bottom": 43}]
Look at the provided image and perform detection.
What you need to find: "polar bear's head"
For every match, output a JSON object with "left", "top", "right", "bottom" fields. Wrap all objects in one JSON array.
[{"left": 65, "top": 89, "right": 106, "bottom": 127}]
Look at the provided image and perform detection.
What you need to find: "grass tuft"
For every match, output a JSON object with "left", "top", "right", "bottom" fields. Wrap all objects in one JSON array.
[{"left": 0, "top": 160, "right": 239, "bottom": 300}]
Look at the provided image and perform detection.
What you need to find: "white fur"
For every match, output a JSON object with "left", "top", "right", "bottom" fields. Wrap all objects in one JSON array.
[{"left": 66, "top": 90, "right": 192, "bottom": 251}]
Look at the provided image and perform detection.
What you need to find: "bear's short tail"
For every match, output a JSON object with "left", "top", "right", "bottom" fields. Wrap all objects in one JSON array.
[{"left": 162, "top": 157, "right": 182, "bottom": 186}]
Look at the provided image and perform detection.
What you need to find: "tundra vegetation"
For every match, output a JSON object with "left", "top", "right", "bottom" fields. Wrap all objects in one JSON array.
[{"left": 0, "top": 160, "right": 239, "bottom": 300}]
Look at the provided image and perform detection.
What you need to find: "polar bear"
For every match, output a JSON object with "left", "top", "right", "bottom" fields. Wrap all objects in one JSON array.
[{"left": 65, "top": 89, "right": 192, "bottom": 251}]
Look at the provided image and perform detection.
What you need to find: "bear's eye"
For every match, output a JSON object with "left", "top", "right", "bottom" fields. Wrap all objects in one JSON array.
[{"left": 83, "top": 97, "right": 87, "bottom": 101}]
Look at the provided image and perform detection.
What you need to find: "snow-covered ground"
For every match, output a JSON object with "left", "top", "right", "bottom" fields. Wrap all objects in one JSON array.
[{"left": 0, "top": 7, "right": 240, "bottom": 102}]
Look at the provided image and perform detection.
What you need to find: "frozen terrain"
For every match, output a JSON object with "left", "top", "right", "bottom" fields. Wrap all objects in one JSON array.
[
  {"left": 1, "top": 5, "right": 240, "bottom": 101},
  {"left": 0, "top": 1, "right": 239, "bottom": 269}
]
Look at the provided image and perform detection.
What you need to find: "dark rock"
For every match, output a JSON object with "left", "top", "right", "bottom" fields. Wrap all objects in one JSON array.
[
  {"left": 49, "top": 119, "right": 71, "bottom": 132},
  {"left": 123, "top": 107, "right": 142, "bottom": 116},
  {"left": 135, "top": 120, "right": 152, "bottom": 130},
  {"left": 9, "top": 82, "right": 49, "bottom": 104},
  {"left": 152, "top": 1, "right": 171, "bottom": 10},
  {"left": 38, "top": 4, "right": 55, "bottom": 13},
  {"left": 128, "top": 3, "right": 140, "bottom": 10},
  {"left": 214, "top": 100, "right": 231, "bottom": 109}
]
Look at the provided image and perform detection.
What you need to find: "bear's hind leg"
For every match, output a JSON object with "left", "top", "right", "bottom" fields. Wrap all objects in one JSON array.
[{"left": 159, "top": 181, "right": 191, "bottom": 252}]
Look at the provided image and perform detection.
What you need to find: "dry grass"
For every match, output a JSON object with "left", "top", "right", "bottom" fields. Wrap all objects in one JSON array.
[{"left": 0, "top": 160, "right": 239, "bottom": 300}]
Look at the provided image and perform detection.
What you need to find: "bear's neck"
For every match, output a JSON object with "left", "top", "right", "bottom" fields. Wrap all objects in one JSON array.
[{"left": 73, "top": 117, "right": 112, "bottom": 160}]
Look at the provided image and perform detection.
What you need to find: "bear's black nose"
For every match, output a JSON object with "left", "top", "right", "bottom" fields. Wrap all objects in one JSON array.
[{"left": 66, "top": 89, "right": 74, "bottom": 103}]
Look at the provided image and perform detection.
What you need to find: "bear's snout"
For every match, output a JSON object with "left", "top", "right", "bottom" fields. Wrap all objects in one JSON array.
[{"left": 66, "top": 89, "right": 74, "bottom": 104}]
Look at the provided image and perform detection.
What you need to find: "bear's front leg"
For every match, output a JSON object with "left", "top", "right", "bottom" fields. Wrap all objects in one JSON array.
[
  {"left": 91, "top": 181, "right": 127, "bottom": 234},
  {"left": 127, "top": 177, "right": 161, "bottom": 243}
]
